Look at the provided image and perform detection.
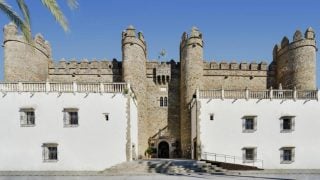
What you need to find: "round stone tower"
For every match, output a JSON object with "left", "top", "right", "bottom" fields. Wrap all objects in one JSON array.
[
  {"left": 121, "top": 25, "right": 148, "bottom": 158},
  {"left": 273, "top": 27, "right": 317, "bottom": 90},
  {"left": 180, "top": 27, "right": 203, "bottom": 158},
  {"left": 3, "top": 22, "right": 51, "bottom": 82}
]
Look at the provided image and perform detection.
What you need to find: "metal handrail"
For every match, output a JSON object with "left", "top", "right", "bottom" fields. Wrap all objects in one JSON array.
[{"left": 202, "top": 152, "right": 264, "bottom": 169}]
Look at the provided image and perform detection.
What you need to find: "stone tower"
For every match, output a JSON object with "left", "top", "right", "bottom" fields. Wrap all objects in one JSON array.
[
  {"left": 180, "top": 27, "right": 203, "bottom": 158},
  {"left": 273, "top": 27, "right": 317, "bottom": 90},
  {"left": 121, "top": 25, "right": 148, "bottom": 157},
  {"left": 3, "top": 22, "right": 51, "bottom": 81}
]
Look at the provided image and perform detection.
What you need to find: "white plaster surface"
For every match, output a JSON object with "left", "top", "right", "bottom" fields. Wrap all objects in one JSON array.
[
  {"left": 0, "top": 92, "right": 137, "bottom": 171},
  {"left": 196, "top": 98, "right": 320, "bottom": 169}
]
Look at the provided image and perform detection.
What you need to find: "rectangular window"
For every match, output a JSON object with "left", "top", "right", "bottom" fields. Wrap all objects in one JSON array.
[
  {"left": 242, "top": 116, "right": 257, "bottom": 132},
  {"left": 280, "top": 147, "right": 295, "bottom": 163},
  {"left": 242, "top": 147, "right": 257, "bottom": 163},
  {"left": 20, "top": 108, "right": 35, "bottom": 127},
  {"left": 209, "top": 113, "right": 214, "bottom": 121},
  {"left": 280, "top": 116, "right": 295, "bottom": 132},
  {"left": 63, "top": 108, "right": 79, "bottom": 127},
  {"left": 42, "top": 143, "right": 58, "bottom": 162},
  {"left": 104, "top": 113, "right": 109, "bottom": 121}
]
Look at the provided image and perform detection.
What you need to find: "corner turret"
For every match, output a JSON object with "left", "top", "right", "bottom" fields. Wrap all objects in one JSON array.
[
  {"left": 180, "top": 26, "right": 204, "bottom": 158},
  {"left": 3, "top": 22, "right": 51, "bottom": 81},
  {"left": 121, "top": 25, "right": 148, "bottom": 158},
  {"left": 273, "top": 27, "right": 317, "bottom": 90}
]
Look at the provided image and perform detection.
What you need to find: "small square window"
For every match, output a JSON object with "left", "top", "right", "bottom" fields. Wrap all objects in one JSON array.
[
  {"left": 104, "top": 113, "right": 109, "bottom": 121},
  {"left": 242, "top": 116, "right": 257, "bottom": 132},
  {"left": 209, "top": 114, "right": 214, "bottom": 121},
  {"left": 242, "top": 147, "right": 257, "bottom": 163},
  {"left": 42, "top": 143, "right": 58, "bottom": 162},
  {"left": 63, "top": 108, "right": 79, "bottom": 127},
  {"left": 20, "top": 108, "right": 35, "bottom": 127},
  {"left": 280, "top": 116, "right": 295, "bottom": 132},
  {"left": 280, "top": 147, "right": 295, "bottom": 163}
]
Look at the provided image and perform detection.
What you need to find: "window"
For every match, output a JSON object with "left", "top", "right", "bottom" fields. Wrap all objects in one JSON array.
[
  {"left": 159, "top": 97, "right": 168, "bottom": 107},
  {"left": 164, "top": 97, "right": 168, "bottom": 107},
  {"left": 42, "top": 143, "right": 58, "bottom": 162},
  {"left": 63, "top": 108, "right": 79, "bottom": 127},
  {"left": 242, "top": 116, "right": 257, "bottom": 132},
  {"left": 209, "top": 114, "right": 214, "bottom": 121},
  {"left": 160, "top": 97, "right": 163, "bottom": 107},
  {"left": 242, "top": 147, "right": 257, "bottom": 163},
  {"left": 20, "top": 108, "right": 35, "bottom": 127},
  {"left": 280, "top": 116, "right": 295, "bottom": 132},
  {"left": 280, "top": 147, "right": 295, "bottom": 163},
  {"left": 104, "top": 113, "right": 109, "bottom": 121}
]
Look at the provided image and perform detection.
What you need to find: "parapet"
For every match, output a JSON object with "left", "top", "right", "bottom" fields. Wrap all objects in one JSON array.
[
  {"left": 180, "top": 26, "right": 203, "bottom": 50},
  {"left": 122, "top": 25, "right": 147, "bottom": 56},
  {"left": 273, "top": 27, "right": 316, "bottom": 58},
  {"left": 49, "top": 59, "right": 122, "bottom": 75},
  {"left": 3, "top": 22, "right": 52, "bottom": 58},
  {"left": 203, "top": 61, "right": 269, "bottom": 71}
]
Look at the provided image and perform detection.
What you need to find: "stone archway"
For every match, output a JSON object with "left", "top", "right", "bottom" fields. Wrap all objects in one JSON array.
[{"left": 158, "top": 141, "right": 169, "bottom": 158}]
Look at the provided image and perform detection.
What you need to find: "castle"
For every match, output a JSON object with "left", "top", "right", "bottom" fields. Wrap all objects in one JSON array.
[{"left": 1, "top": 23, "right": 319, "bottom": 170}]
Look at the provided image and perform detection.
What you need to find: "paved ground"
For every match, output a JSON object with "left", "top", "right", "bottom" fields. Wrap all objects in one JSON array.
[
  {"left": 1, "top": 159, "right": 320, "bottom": 179},
  {"left": 1, "top": 172, "right": 320, "bottom": 180}
]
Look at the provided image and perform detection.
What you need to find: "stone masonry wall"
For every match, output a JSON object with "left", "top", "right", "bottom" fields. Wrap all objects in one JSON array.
[
  {"left": 202, "top": 61, "right": 270, "bottom": 90},
  {"left": 48, "top": 59, "right": 122, "bottom": 82},
  {"left": 145, "top": 61, "right": 181, "bottom": 157}
]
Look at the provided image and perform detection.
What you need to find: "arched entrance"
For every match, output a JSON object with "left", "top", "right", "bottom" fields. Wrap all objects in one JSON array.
[{"left": 158, "top": 141, "right": 169, "bottom": 158}]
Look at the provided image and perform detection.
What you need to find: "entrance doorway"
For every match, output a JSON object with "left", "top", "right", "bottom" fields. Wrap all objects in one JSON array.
[{"left": 158, "top": 141, "right": 169, "bottom": 158}]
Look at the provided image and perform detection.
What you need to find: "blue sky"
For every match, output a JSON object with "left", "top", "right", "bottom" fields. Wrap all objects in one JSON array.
[{"left": 0, "top": 0, "right": 319, "bottom": 86}]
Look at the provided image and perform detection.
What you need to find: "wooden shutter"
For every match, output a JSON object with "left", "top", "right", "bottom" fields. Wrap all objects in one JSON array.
[
  {"left": 292, "top": 148, "right": 295, "bottom": 162},
  {"left": 20, "top": 111, "right": 26, "bottom": 125},
  {"left": 292, "top": 118, "right": 295, "bottom": 131},
  {"left": 280, "top": 149, "right": 284, "bottom": 163},
  {"left": 254, "top": 148, "right": 257, "bottom": 161},
  {"left": 254, "top": 117, "right": 257, "bottom": 131}
]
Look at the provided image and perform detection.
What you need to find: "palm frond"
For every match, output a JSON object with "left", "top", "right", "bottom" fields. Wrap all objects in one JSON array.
[
  {"left": 67, "top": 0, "right": 78, "bottom": 10},
  {"left": 0, "top": 0, "right": 31, "bottom": 42},
  {"left": 16, "top": 0, "right": 31, "bottom": 26},
  {"left": 41, "top": 0, "right": 69, "bottom": 32}
]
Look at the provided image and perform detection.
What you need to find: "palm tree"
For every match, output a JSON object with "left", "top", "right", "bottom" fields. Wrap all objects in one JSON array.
[{"left": 0, "top": 0, "right": 78, "bottom": 42}]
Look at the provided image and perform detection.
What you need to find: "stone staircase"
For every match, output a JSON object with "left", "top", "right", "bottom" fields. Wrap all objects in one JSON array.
[{"left": 101, "top": 159, "right": 227, "bottom": 175}]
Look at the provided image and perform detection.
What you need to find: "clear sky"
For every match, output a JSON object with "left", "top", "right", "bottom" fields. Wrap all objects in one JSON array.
[{"left": 0, "top": 0, "right": 319, "bottom": 86}]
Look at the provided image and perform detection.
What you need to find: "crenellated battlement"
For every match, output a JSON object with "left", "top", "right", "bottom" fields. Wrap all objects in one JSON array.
[
  {"left": 203, "top": 61, "right": 269, "bottom": 71},
  {"left": 122, "top": 25, "right": 147, "bottom": 57},
  {"left": 273, "top": 27, "right": 316, "bottom": 58},
  {"left": 273, "top": 27, "right": 317, "bottom": 90},
  {"left": 3, "top": 23, "right": 52, "bottom": 58},
  {"left": 180, "top": 26, "right": 203, "bottom": 51},
  {"left": 48, "top": 59, "right": 122, "bottom": 75}
]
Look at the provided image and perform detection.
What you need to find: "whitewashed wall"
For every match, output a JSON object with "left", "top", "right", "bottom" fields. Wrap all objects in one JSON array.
[
  {"left": 130, "top": 97, "right": 138, "bottom": 160},
  {"left": 0, "top": 92, "right": 137, "bottom": 171},
  {"left": 195, "top": 98, "right": 320, "bottom": 169}
]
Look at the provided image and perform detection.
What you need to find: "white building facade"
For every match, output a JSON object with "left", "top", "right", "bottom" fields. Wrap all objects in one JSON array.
[
  {"left": 0, "top": 82, "right": 138, "bottom": 171},
  {"left": 191, "top": 89, "right": 320, "bottom": 169}
]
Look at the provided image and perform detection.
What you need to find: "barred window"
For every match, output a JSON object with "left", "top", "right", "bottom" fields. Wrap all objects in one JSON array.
[
  {"left": 20, "top": 108, "right": 35, "bottom": 127},
  {"left": 242, "top": 147, "right": 257, "bottom": 163},
  {"left": 280, "top": 147, "right": 295, "bottom": 163},
  {"left": 242, "top": 116, "right": 257, "bottom": 132},
  {"left": 280, "top": 116, "right": 295, "bottom": 132},
  {"left": 42, "top": 143, "right": 58, "bottom": 162},
  {"left": 63, "top": 108, "right": 79, "bottom": 127}
]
